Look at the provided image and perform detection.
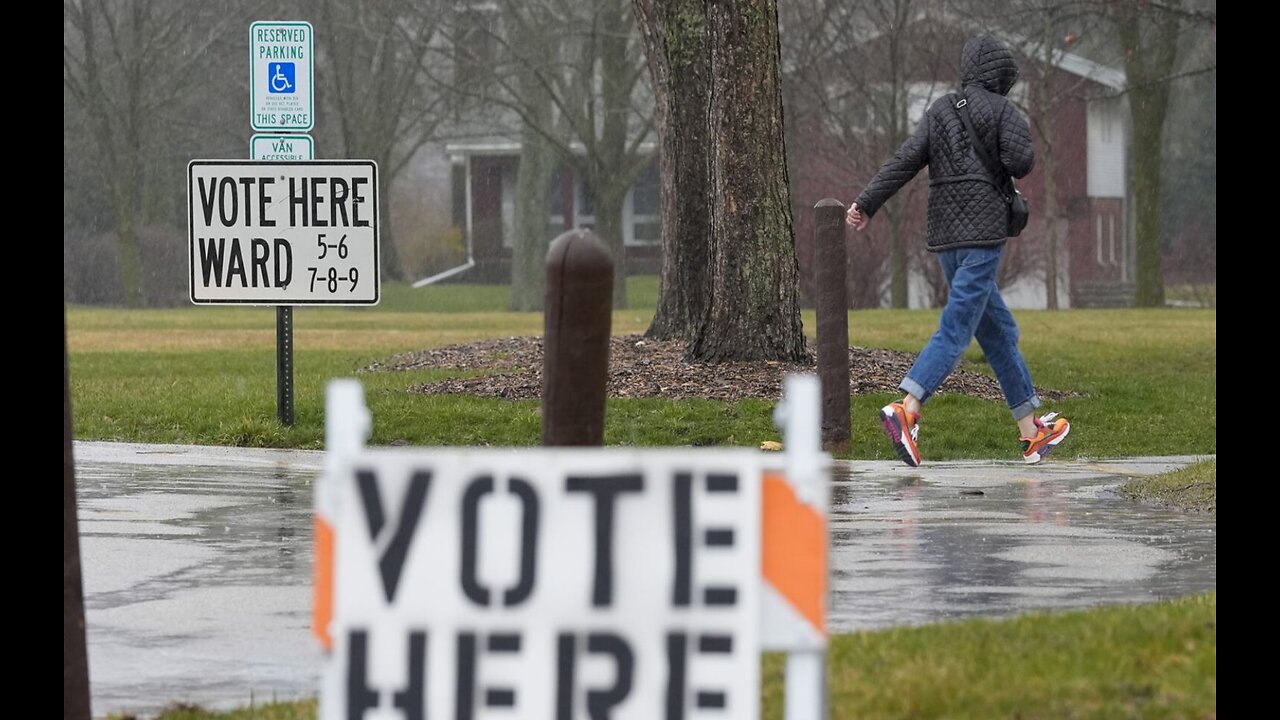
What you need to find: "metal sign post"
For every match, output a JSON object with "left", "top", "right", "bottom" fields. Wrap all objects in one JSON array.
[
  {"left": 275, "top": 306, "right": 294, "bottom": 425},
  {"left": 188, "top": 159, "right": 379, "bottom": 427},
  {"left": 250, "top": 20, "right": 314, "bottom": 426},
  {"left": 252, "top": 133, "right": 315, "bottom": 427}
]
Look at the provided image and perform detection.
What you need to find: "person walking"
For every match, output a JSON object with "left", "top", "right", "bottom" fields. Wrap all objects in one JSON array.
[{"left": 846, "top": 34, "right": 1070, "bottom": 466}]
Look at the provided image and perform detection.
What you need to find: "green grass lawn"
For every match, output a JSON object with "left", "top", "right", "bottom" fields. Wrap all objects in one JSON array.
[
  {"left": 116, "top": 593, "right": 1215, "bottom": 720},
  {"left": 80, "top": 281, "right": 1214, "bottom": 719},
  {"left": 1122, "top": 459, "right": 1216, "bottom": 514},
  {"left": 67, "top": 278, "right": 1216, "bottom": 460},
  {"left": 763, "top": 593, "right": 1216, "bottom": 720}
]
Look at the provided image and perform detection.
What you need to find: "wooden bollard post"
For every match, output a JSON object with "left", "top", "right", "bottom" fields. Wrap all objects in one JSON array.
[
  {"left": 64, "top": 327, "right": 91, "bottom": 720},
  {"left": 814, "top": 199, "right": 850, "bottom": 451},
  {"left": 543, "top": 230, "right": 614, "bottom": 446}
]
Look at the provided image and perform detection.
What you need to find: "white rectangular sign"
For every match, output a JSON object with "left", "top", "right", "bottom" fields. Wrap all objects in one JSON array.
[
  {"left": 251, "top": 134, "right": 315, "bottom": 161},
  {"left": 251, "top": 21, "right": 314, "bottom": 131},
  {"left": 187, "top": 161, "right": 379, "bottom": 305},
  {"left": 320, "top": 448, "right": 763, "bottom": 720}
]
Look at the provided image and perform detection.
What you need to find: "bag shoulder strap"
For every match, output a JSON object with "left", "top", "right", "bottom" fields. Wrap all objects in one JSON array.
[{"left": 953, "top": 91, "right": 1013, "bottom": 198}]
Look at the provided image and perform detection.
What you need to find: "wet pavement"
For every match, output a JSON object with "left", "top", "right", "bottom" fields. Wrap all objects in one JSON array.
[
  {"left": 73, "top": 442, "right": 1215, "bottom": 719},
  {"left": 76, "top": 443, "right": 323, "bottom": 718},
  {"left": 828, "top": 458, "right": 1216, "bottom": 630}
]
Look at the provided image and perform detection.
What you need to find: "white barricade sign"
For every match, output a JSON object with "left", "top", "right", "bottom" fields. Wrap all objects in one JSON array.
[{"left": 315, "top": 376, "right": 828, "bottom": 720}]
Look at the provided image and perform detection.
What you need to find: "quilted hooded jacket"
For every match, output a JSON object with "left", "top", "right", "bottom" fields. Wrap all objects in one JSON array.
[{"left": 852, "top": 34, "right": 1035, "bottom": 250}]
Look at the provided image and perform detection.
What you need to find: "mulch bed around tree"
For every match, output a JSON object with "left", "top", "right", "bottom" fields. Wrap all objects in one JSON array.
[{"left": 363, "top": 335, "right": 1077, "bottom": 404}]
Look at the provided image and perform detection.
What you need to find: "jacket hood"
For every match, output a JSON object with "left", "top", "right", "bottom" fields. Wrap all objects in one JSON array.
[{"left": 960, "top": 34, "right": 1019, "bottom": 96}]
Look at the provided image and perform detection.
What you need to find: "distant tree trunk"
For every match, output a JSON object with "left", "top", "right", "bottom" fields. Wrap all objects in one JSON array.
[
  {"left": 593, "top": 184, "right": 629, "bottom": 309},
  {"left": 1115, "top": 0, "right": 1179, "bottom": 307},
  {"left": 688, "top": 0, "right": 807, "bottom": 361},
  {"left": 598, "top": 0, "right": 633, "bottom": 310},
  {"left": 634, "top": 0, "right": 712, "bottom": 340},
  {"left": 377, "top": 190, "right": 403, "bottom": 281},
  {"left": 1031, "top": 20, "right": 1060, "bottom": 311},
  {"left": 887, "top": 202, "right": 908, "bottom": 307},
  {"left": 512, "top": 128, "right": 552, "bottom": 311},
  {"left": 1042, "top": 148, "right": 1061, "bottom": 310},
  {"left": 67, "top": 0, "right": 246, "bottom": 305},
  {"left": 510, "top": 28, "right": 554, "bottom": 312},
  {"left": 885, "top": 18, "right": 909, "bottom": 310},
  {"left": 73, "top": 0, "right": 148, "bottom": 306},
  {"left": 1129, "top": 94, "right": 1168, "bottom": 308},
  {"left": 110, "top": 185, "right": 144, "bottom": 308}
]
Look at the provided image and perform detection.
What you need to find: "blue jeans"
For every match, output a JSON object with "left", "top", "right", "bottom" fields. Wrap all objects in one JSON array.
[{"left": 899, "top": 245, "right": 1041, "bottom": 420}]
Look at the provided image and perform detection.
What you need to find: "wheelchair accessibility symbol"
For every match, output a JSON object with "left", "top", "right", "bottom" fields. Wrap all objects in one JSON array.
[{"left": 269, "top": 62, "right": 296, "bottom": 94}]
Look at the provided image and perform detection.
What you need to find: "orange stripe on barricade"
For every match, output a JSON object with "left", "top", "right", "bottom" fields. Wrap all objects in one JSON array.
[
  {"left": 762, "top": 471, "right": 826, "bottom": 635},
  {"left": 312, "top": 516, "right": 334, "bottom": 650}
]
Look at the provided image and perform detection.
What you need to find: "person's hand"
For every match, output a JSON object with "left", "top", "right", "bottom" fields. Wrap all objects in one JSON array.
[{"left": 845, "top": 202, "right": 869, "bottom": 231}]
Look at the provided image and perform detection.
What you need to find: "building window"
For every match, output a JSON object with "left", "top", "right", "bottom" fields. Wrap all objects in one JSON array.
[{"left": 1087, "top": 97, "right": 1124, "bottom": 198}]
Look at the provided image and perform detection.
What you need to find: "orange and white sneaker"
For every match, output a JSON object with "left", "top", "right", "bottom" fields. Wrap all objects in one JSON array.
[
  {"left": 1021, "top": 412, "right": 1071, "bottom": 464},
  {"left": 879, "top": 402, "right": 921, "bottom": 467}
]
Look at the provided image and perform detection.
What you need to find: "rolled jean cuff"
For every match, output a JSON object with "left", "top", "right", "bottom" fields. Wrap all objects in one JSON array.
[
  {"left": 898, "top": 377, "right": 928, "bottom": 403},
  {"left": 1010, "top": 395, "right": 1042, "bottom": 421}
]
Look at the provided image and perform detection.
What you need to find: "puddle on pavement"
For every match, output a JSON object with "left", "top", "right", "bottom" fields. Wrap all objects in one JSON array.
[{"left": 827, "top": 462, "right": 1215, "bottom": 631}]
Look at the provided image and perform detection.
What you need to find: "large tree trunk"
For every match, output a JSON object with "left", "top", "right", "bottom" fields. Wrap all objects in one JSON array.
[
  {"left": 688, "top": 0, "right": 807, "bottom": 362},
  {"left": 634, "top": 0, "right": 712, "bottom": 340}
]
